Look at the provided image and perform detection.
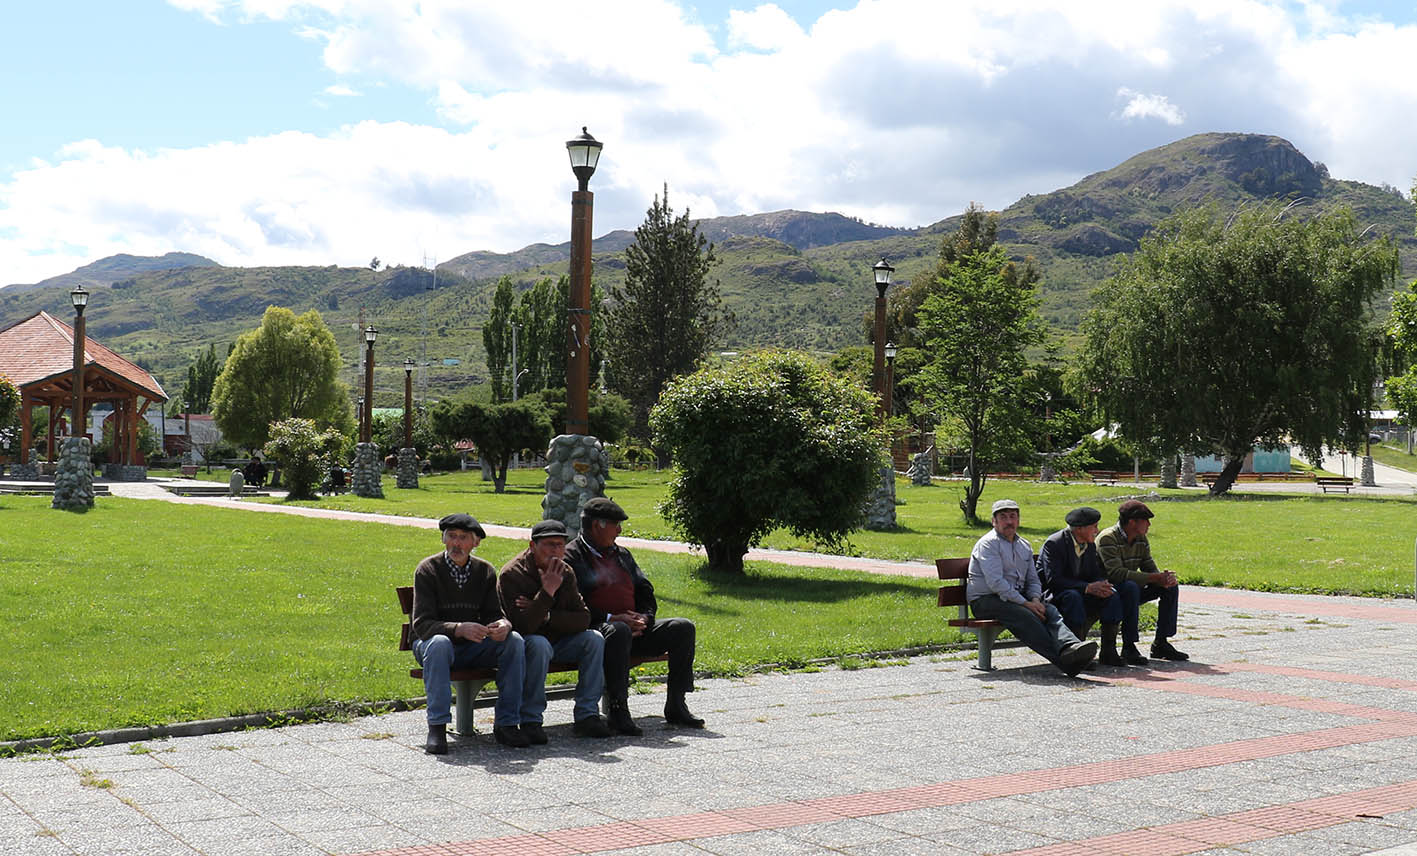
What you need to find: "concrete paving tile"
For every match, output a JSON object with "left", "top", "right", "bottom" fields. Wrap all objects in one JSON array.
[
  {"left": 780, "top": 817, "right": 905, "bottom": 847},
  {"left": 45, "top": 820, "right": 187, "bottom": 854},
  {"left": 918, "top": 822, "right": 1059, "bottom": 853},
  {"left": 493, "top": 803, "right": 619, "bottom": 833},
  {"left": 266, "top": 804, "right": 388, "bottom": 834},
  {"left": 695, "top": 828, "right": 847, "bottom": 855},
  {"left": 0, "top": 828, "right": 73, "bottom": 856},
  {"left": 136, "top": 797, "right": 253, "bottom": 825},
  {"left": 191, "top": 832, "right": 328, "bottom": 856},
  {"left": 842, "top": 835, "right": 974, "bottom": 856},
  {"left": 385, "top": 810, "right": 523, "bottom": 842},
  {"left": 163, "top": 813, "right": 290, "bottom": 846}
]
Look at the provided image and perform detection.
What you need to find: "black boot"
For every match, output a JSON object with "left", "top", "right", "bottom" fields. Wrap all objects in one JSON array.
[
  {"left": 1098, "top": 623, "right": 1124, "bottom": 666},
  {"left": 607, "top": 700, "right": 643, "bottom": 736},
  {"left": 425, "top": 723, "right": 447, "bottom": 755},
  {"left": 664, "top": 693, "right": 704, "bottom": 728}
]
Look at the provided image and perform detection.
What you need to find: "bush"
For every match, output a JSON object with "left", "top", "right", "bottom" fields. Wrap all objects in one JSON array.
[
  {"left": 263, "top": 418, "right": 347, "bottom": 500},
  {"left": 651, "top": 350, "right": 885, "bottom": 573}
]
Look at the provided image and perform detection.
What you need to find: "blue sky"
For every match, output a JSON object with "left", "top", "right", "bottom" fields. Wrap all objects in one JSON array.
[{"left": 2, "top": 0, "right": 1416, "bottom": 286}]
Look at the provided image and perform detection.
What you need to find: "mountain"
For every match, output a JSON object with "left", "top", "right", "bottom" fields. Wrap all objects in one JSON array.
[
  {"left": 2, "top": 133, "right": 1412, "bottom": 406},
  {"left": 3, "top": 252, "right": 219, "bottom": 294}
]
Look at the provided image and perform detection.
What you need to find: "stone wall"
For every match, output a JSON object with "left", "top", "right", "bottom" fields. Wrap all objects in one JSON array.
[
  {"left": 351, "top": 442, "right": 384, "bottom": 498},
  {"left": 396, "top": 447, "right": 420, "bottom": 489},
  {"left": 11, "top": 449, "right": 41, "bottom": 481},
  {"left": 542, "top": 434, "right": 607, "bottom": 538},
  {"left": 51, "top": 438, "right": 95, "bottom": 510},
  {"left": 101, "top": 464, "right": 147, "bottom": 481},
  {"left": 863, "top": 464, "right": 896, "bottom": 530}
]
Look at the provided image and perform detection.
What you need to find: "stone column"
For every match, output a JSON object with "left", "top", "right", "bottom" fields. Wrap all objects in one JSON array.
[
  {"left": 542, "top": 434, "right": 606, "bottom": 538},
  {"left": 396, "top": 447, "right": 420, "bottom": 489},
  {"left": 1361, "top": 455, "right": 1376, "bottom": 487},
  {"left": 1159, "top": 455, "right": 1178, "bottom": 489},
  {"left": 864, "top": 464, "right": 897, "bottom": 530},
  {"left": 1180, "top": 453, "right": 1197, "bottom": 487},
  {"left": 51, "top": 437, "right": 94, "bottom": 510},
  {"left": 12, "top": 448, "right": 40, "bottom": 480},
  {"left": 351, "top": 441, "right": 384, "bottom": 498}
]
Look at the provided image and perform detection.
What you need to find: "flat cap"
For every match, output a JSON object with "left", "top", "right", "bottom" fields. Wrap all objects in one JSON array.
[
  {"left": 530, "top": 519, "right": 569, "bottom": 541},
  {"left": 438, "top": 513, "right": 486, "bottom": 538},
  {"left": 1065, "top": 506, "right": 1101, "bottom": 527},
  {"left": 1118, "top": 500, "right": 1155, "bottom": 522},
  {"left": 991, "top": 498, "right": 1020, "bottom": 515},
  {"left": 581, "top": 497, "right": 628, "bottom": 521}
]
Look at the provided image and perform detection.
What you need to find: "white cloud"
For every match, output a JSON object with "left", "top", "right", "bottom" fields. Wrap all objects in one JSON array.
[
  {"left": 5, "top": 0, "right": 1416, "bottom": 286},
  {"left": 1115, "top": 88, "right": 1187, "bottom": 125},
  {"left": 322, "top": 84, "right": 361, "bottom": 96}
]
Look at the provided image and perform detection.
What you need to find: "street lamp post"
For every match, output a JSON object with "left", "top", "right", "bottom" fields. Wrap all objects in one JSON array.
[
  {"left": 398, "top": 357, "right": 419, "bottom": 489},
  {"left": 542, "top": 127, "right": 606, "bottom": 538},
  {"left": 872, "top": 259, "right": 894, "bottom": 417},
  {"left": 53, "top": 285, "right": 95, "bottom": 510},
  {"left": 884, "top": 342, "right": 897, "bottom": 419},
  {"left": 565, "top": 127, "right": 602, "bottom": 435},
  {"left": 362, "top": 326, "right": 376, "bottom": 444},
  {"left": 351, "top": 324, "right": 384, "bottom": 498}
]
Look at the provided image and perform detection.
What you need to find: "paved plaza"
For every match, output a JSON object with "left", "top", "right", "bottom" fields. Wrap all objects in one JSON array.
[{"left": 5, "top": 579, "right": 1417, "bottom": 855}]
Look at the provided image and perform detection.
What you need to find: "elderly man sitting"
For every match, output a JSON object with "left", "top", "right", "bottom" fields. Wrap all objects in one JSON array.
[
  {"left": 966, "top": 499, "right": 1097, "bottom": 676},
  {"left": 1038, "top": 506, "right": 1146, "bottom": 667}
]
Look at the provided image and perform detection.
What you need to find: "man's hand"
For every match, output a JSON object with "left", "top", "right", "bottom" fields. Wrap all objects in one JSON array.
[
  {"left": 612, "top": 611, "right": 649, "bottom": 636},
  {"left": 1023, "top": 599, "right": 1047, "bottom": 621},
  {"left": 1084, "top": 580, "right": 1115, "bottom": 598},
  {"left": 486, "top": 618, "right": 511, "bottom": 642},
  {"left": 454, "top": 622, "right": 489, "bottom": 642},
  {"left": 539, "top": 558, "right": 566, "bottom": 596},
  {"left": 1147, "top": 571, "right": 1179, "bottom": 588}
]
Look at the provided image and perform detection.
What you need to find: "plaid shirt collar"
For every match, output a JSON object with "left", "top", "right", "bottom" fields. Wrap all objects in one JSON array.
[{"left": 443, "top": 551, "right": 474, "bottom": 587}]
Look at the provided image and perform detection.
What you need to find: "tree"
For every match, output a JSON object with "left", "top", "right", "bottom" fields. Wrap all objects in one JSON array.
[
  {"left": 911, "top": 241, "right": 1046, "bottom": 524},
  {"left": 175, "top": 343, "right": 225, "bottom": 415},
  {"left": 608, "top": 185, "right": 731, "bottom": 435},
  {"left": 650, "top": 350, "right": 884, "bottom": 574},
  {"left": 483, "top": 277, "right": 515, "bottom": 402},
  {"left": 1076, "top": 204, "right": 1398, "bottom": 495},
  {"left": 211, "top": 306, "right": 355, "bottom": 449},
  {"left": 263, "top": 417, "right": 348, "bottom": 500},
  {"left": 0, "top": 372, "right": 19, "bottom": 459},
  {"left": 430, "top": 398, "right": 553, "bottom": 492},
  {"left": 527, "top": 388, "right": 633, "bottom": 444}
]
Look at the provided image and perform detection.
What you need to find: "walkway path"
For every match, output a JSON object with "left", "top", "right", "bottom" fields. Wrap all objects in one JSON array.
[{"left": 5, "top": 587, "right": 1416, "bottom": 855}]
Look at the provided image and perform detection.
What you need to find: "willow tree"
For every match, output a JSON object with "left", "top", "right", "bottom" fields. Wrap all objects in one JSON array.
[{"left": 1076, "top": 204, "right": 1397, "bottom": 495}]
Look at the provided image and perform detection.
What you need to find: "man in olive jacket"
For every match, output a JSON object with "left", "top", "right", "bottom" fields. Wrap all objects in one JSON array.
[
  {"left": 410, "top": 513, "right": 529, "bottom": 753},
  {"left": 1096, "top": 500, "right": 1188, "bottom": 661},
  {"left": 498, "top": 519, "right": 611, "bottom": 740},
  {"left": 564, "top": 497, "right": 703, "bottom": 735}
]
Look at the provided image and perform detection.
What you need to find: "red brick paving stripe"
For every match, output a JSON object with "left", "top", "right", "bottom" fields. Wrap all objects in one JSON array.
[
  {"left": 1183, "top": 587, "right": 1417, "bottom": 622},
  {"left": 1222, "top": 662, "right": 1417, "bottom": 690},
  {"left": 1004, "top": 778, "right": 1417, "bottom": 855},
  {"left": 539, "top": 822, "right": 671, "bottom": 851}
]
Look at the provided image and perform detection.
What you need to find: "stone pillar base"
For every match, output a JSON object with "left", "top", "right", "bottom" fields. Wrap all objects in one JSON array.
[
  {"left": 396, "top": 447, "right": 420, "bottom": 489},
  {"left": 542, "top": 434, "right": 607, "bottom": 538},
  {"left": 1180, "top": 454, "right": 1197, "bottom": 488},
  {"left": 12, "top": 449, "right": 41, "bottom": 481},
  {"left": 1361, "top": 455, "right": 1376, "bottom": 487},
  {"left": 1159, "top": 456, "right": 1178, "bottom": 489},
  {"left": 351, "top": 442, "right": 384, "bottom": 498},
  {"left": 864, "top": 464, "right": 897, "bottom": 530},
  {"left": 101, "top": 463, "right": 148, "bottom": 481},
  {"left": 51, "top": 438, "right": 95, "bottom": 510}
]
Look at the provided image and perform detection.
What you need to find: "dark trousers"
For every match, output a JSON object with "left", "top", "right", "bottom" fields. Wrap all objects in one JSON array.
[
  {"left": 1053, "top": 580, "right": 1141, "bottom": 644},
  {"left": 598, "top": 617, "right": 696, "bottom": 700},
  {"left": 1139, "top": 583, "right": 1179, "bottom": 639},
  {"left": 968, "top": 594, "right": 1080, "bottom": 666}
]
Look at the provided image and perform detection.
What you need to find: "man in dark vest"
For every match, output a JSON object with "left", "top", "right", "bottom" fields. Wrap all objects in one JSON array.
[
  {"left": 1037, "top": 506, "right": 1145, "bottom": 667},
  {"left": 565, "top": 498, "right": 704, "bottom": 735}
]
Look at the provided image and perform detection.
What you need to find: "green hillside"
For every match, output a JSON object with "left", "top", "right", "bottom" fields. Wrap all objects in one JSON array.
[{"left": 2, "top": 132, "right": 1412, "bottom": 411}]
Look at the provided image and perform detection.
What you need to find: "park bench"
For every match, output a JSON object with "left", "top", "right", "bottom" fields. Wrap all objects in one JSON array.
[
  {"left": 1315, "top": 476, "right": 1355, "bottom": 494},
  {"left": 1089, "top": 470, "right": 1120, "bottom": 485},
  {"left": 396, "top": 585, "right": 667, "bottom": 735},
  {"left": 180, "top": 464, "right": 198, "bottom": 477}
]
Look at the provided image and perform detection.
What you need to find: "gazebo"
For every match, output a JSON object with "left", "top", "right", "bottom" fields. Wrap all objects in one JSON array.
[{"left": 0, "top": 310, "right": 167, "bottom": 473}]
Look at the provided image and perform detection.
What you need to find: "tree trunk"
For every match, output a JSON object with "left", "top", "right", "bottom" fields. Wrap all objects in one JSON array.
[
  {"left": 1207, "top": 455, "right": 1245, "bottom": 495},
  {"left": 960, "top": 451, "right": 985, "bottom": 525},
  {"left": 705, "top": 539, "right": 746, "bottom": 574},
  {"left": 493, "top": 457, "right": 509, "bottom": 494}
]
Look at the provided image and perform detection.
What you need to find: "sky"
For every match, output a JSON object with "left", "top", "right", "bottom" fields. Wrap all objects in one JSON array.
[{"left": 2, "top": 0, "right": 1416, "bottom": 287}]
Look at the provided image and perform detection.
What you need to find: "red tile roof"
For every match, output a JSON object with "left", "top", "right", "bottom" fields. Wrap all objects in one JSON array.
[{"left": 0, "top": 311, "right": 167, "bottom": 401}]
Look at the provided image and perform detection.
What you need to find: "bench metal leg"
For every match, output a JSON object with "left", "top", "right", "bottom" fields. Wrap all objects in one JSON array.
[
  {"left": 975, "top": 627, "right": 998, "bottom": 671},
  {"left": 452, "top": 679, "right": 490, "bottom": 735}
]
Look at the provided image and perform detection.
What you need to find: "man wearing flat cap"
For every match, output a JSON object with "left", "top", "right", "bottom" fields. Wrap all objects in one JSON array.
[
  {"left": 1096, "top": 500, "right": 1188, "bottom": 661},
  {"left": 410, "top": 513, "right": 532, "bottom": 753},
  {"left": 966, "top": 499, "right": 1097, "bottom": 675},
  {"left": 498, "top": 519, "right": 612, "bottom": 740},
  {"left": 1038, "top": 507, "right": 1146, "bottom": 667},
  {"left": 565, "top": 497, "right": 704, "bottom": 734}
]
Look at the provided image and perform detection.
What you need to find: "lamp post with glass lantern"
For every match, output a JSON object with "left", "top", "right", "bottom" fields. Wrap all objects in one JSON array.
[
  {"left": 884, "top": 342, "right": 897, "bottom": 418},
  {"left": 352, "top": 326, "right": 383, "bottom": 497},
  {"left": 872, "top": 259, "right": 893, "bottom": 417},
  {"left": 53, "top": 285, "right": 95, "bottom": 509},
  {"left": 397, "top": 357, "right": 419, "bottom": 489}
]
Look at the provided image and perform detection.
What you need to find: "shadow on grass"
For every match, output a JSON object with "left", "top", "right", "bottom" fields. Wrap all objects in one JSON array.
[{"left": 690, "top": 563, "right": 933, "bottom": 603}]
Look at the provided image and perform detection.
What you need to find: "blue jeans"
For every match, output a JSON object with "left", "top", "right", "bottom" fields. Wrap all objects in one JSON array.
[
  {"left": 412, "top": 631, "right": 525, "bottom": 728},
  {"left": 969, "top": 594, "right": 1082, "bottom": 666},
  {"left": 523, "top": 630, "right": 605, "bottom": 723},
  {"left": 1054, "top": 580, "right": 1141, "bottom": 643}
]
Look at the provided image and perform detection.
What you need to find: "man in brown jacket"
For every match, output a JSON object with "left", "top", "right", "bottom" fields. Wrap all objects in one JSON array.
[{"left": 498, "top": 519, "right": 611, "bottom": 740}]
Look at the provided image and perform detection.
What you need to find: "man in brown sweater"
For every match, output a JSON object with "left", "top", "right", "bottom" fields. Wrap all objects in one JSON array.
[
  {"left": 498, "top": 519, "right": 611, "bottom": 740},
  {"left": 410, "top": 513, "right": 533, "bottom": 753}
]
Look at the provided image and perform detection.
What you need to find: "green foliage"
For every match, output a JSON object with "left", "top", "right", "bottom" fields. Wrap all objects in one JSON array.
[
  {"left": 263, "top": 417, "right": 347, "bottom": 500},
  {"left": 1386, "top": 369, "right": 1417, "bottom": 433},
  {"left": 1076, "top": 204, "right": 1398, "bottom": 494},
  {"left": 0, "top": 372, "right": 18, "bottom": 435},
  {"left": 651, "top": 350, "right": 884, "bottom": 573},
  {"left": 609, "top": 185, "right": 731, "bottom": 433},
  {"left": 429, "top": 397, "right": 553, "bottom": 492},
  {"left": 211, "top": 306, "right": 355, "bottom": 449},
  {"left": 370, "top": 409, "right": 437, "bottom": 459},
  {"left": 911, "top": 231, "right": 1047, "bottom": 523},
  {"left": 482, "top": 277, "right": 515, "bottom": 402},
  {"left": 527, "top": 387, "right": 633, "bottom": 444},
  {"left": 176, "top": 343, "right": 226, "bottom": 415}
]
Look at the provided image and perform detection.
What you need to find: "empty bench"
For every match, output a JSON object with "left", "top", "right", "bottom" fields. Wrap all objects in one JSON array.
[
  {"left": 396, "top": 585, "right": 666, "bottom": 734},
  {"left": 1315, "top": 476, "right": 1355, "bottom": 494}
]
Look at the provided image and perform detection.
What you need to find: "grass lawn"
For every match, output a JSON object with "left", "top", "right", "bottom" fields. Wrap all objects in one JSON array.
[
  {"left": 263, "top": 468, "right": 1416, "bottom": 596},
  {"left": 1369, "top": 442, "right": 1417, "bottom": 474},
  {"left": 0, "top": 496, "right": 946, "bottom": 742}
]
